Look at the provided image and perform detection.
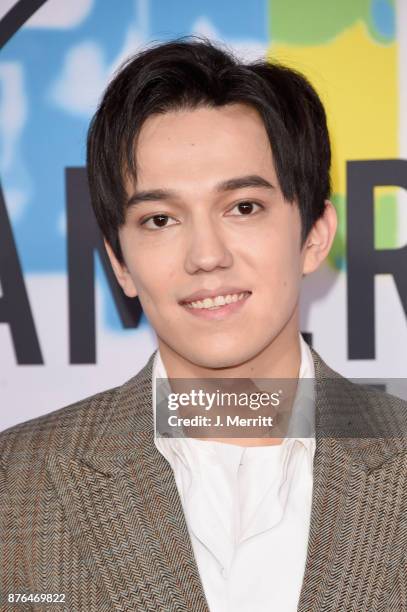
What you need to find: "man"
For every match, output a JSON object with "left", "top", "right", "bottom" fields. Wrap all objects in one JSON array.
[{"left": 1, "top": 38, "right": 406, "bottom": 611}]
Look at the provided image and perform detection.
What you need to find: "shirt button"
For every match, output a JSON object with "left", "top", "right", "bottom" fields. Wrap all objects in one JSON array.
[{"left": 221, "top": 567, "right": 228, "bottom": 578}]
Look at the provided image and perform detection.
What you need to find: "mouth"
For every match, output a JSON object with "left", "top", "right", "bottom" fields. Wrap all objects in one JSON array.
[{"left": 179, "top": 290, "right": 252, "bottom": 320}]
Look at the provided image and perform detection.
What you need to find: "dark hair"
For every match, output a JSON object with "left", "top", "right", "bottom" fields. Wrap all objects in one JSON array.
[{"left": 87, "top": 37, "right": 331, "bottom": 263}]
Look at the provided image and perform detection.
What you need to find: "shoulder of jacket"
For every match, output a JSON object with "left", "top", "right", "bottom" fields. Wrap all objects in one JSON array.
[
  {"left": 0, "top": 385, "right": 119, "bottom": 467},
  {"left": 0, "top": 350, "right": 157, "bottom": 471}
]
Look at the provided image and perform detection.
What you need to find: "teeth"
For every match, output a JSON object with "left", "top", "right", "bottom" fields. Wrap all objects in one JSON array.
[{"left": 185, "top": 292, "right": 249, "bottom": 310}]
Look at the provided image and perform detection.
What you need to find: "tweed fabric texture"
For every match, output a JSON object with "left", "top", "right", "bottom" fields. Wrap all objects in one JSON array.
[{"left": 1, "top": 347, "right": 407, "bottom": 611}]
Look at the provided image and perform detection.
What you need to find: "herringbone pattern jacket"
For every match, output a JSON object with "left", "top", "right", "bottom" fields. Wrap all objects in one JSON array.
[{"left": 1, "top": 347, "right": 407, "bottom": 611}]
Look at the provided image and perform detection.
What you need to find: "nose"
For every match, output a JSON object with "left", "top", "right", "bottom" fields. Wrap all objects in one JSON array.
[{"left": 184, "top": 216, "right": 233, "bottom": 274}]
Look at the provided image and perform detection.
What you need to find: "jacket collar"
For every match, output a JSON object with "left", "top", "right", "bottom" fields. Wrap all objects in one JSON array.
[{"left": 80, "top": 345, "right": 407, "bottom": 476}]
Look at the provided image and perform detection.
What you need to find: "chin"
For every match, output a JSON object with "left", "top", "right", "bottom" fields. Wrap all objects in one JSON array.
[{"left": 183, "top": 344, "right": 259, "bottom": 371}]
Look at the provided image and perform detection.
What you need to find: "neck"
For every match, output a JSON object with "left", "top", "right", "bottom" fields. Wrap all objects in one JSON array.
[{"left": 157, "top": 316, "right": 302, "bottom": 447}]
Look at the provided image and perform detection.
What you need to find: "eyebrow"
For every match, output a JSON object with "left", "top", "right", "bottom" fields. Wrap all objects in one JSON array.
[{"left": 126, "top": 174, "right": 275, "bottom": 208}]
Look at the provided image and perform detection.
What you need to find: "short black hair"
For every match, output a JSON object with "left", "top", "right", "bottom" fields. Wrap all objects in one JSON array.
[{"left": 87, "top": 37, "right": 331, "bottom": 263}]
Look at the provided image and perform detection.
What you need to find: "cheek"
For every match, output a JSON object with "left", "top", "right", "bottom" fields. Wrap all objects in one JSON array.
[
  {"left": 120, "top": 236, "right": 160, "bottom": 293},
  {"left": 250, "top": 235, "right": 301, "bottom": 286},
  {"left": 126, "top": 255, "right": 179, "bottom": 314}
]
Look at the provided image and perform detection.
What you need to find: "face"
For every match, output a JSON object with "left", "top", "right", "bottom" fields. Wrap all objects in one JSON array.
[{"left": 106, "top": 103, "right": 335, "bottom": 371}]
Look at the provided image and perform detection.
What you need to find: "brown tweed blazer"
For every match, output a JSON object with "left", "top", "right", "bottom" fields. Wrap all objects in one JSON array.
[{"left": 1, "top": 347, "right": 407, "bottom": 611}]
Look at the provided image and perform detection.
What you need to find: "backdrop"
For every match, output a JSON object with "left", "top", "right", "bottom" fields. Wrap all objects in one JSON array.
[{"left": 1, "top": 0, "right": 406, "bottom": 431}]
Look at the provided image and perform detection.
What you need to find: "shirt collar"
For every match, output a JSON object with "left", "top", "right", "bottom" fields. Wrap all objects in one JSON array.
[{"left": 153, "top": 332, "right": 316, "bottom": 457}]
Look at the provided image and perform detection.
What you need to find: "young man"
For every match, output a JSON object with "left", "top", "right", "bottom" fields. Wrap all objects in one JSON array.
[{"left": 1, "top": 38, "right": 406, "bottom": 612}]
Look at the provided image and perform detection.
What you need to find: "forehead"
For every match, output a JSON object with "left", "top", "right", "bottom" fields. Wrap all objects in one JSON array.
[{"left": 132, "top": 103, "right": 277, "bottom": 192}]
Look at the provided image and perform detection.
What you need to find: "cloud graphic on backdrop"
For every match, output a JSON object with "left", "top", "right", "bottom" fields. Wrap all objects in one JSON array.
[
  {"left": 27, "top": 0, "right": 94, "bottom": 29},
  {"left": 0, "top": 0, "right": 94, "bottom": 28},
  {"left": 49, "top": 41, "right": 106, "bottom": 116},
  {"left": 0, "top": 62, "right": 30, "bottom": 223},
  {"left": 49, "top": 26, "right": 147, "bottom": 116},
  {"left": 192, "top": 17, "right": 267, "bottom": 62},
  {"left": 0, "top": 62, "right": 26, "bottom": 172},
  {"left": 3, "top": 187, "right": 28, "bottom": 223}
]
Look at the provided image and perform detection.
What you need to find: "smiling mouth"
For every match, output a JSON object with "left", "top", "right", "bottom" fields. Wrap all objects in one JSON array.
[{"left": 182, "top": 291, "right": 252, "bottom": 310}]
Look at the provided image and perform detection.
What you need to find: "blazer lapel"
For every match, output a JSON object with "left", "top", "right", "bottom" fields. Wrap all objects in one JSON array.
[
  {"left": 298, "top": 349, "right": 407, "bottom": 611},
  {"left": 47, "top": 353, "right": 210, "bottom": 612}
]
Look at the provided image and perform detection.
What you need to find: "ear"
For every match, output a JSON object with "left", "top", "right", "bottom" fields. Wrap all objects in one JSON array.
[
  {"left": 302, "top": 200, "right": 337, "bottom": 276},
  {"left": 103, "top": 238, "right": 138, "bottom": 298}
]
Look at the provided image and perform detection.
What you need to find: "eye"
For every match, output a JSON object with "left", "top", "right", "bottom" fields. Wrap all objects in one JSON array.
[
  {"left": 228, "top": 201, "right": 264, "bottom": 216},
  {"left": 140, "top": 214, "right": 178, "bottom": 230}
]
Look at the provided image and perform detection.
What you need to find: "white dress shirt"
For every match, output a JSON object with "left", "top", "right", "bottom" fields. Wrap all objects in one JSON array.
[{"left": 153, "top": 333, "right": 315, "bottom": 612}]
